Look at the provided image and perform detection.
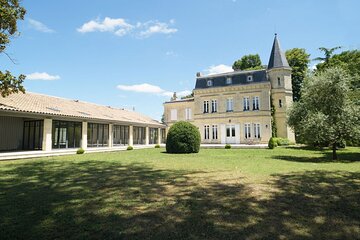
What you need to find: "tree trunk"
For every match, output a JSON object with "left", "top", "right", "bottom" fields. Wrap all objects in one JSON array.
[{"left": 332, "top": 143, "right": 338, "bottom": 160}]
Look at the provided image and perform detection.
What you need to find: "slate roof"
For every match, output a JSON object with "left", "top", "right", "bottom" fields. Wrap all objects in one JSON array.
[
  {"left": 0, "top": 92, "right": 164, "bottom": 127},
  {"left": 267, "top": 34, "right": 290, "bottom": 69},
  {"left": 195, "top": 69, "right": 268, "bottom": 89}
]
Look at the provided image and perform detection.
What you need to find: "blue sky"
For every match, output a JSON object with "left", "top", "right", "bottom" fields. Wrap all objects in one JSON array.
[{"left": 1, "top": 0, "right": 359, "bottom": 120}]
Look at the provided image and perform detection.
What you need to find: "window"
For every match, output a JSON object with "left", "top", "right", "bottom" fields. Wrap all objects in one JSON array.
[
  {"left": 211, "top": 100, "right": 217, "bottom": 113},
  {"left": 185, "top": 108, "right": 192, "bottom": 120},
  {"left": 226, "top": 125, "right": 235, "bottom": 137},
  {"left": 247, "top": 75, "right": 253, "bottom": 82},
  {"left": 203, "top": 100, "right": 209, "bottom": 113},
  {"left": 278, "top": 77, "right": 281, "bottom": 87},
  {"left": 226, "top": 77, "right": 232, "bottom": 84},
  {"left": 87, "top": 123, "right": 109, "bottom": 147},
  {"left": 133, "top": 126, "right": 146, "bottom": 145},
  {"left": 113, "top": 125, "right": 129, "bottom": 146},
  {"left": 207, "top": 80, "right": 213, "bottom": 86},
  {"left": 279, "top": 99, "right": 283, "bottom": 108},
  {"left": 23, "top": 120, "right": 44, "bottom": 150},
  {"left": 161, "top": 129, "right": 166, "bottom": 143},
  {"left": 170, "top": 109, "right": 177, "bottom": 121},
  {"left": 204, "top": 125, "right": 210, "bottom": 140},
  {"left": 243, "top": 97, "right": 250, "bottom": 111},
  {"left": 252, "top": 96, "right": 260, "bottom": 110},
  {"left": 254, "top": 123, "right": 261, "bottom": 139},
  {"left": 244, "top": 123, "right": 251, "bottom": 139},
  {"left": 212, "top": 125, "right": 218, "bottom": 140},
  {"left": 226, "top": 98, "right": 233, "bottom": 112},
  {"left": 149, "top": 128, "right": 159, "bottom": 144},
  {"left": 52, "top": 120, "right": 82, "bottom": 149}
]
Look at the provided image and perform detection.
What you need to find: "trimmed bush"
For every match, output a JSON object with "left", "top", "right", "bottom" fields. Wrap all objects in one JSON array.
[
  {"left": 155, "top": 144, "right": 160, "bottom": 148},
  {"left": 225, "top": 144, "right": 231, "bottom": 149},
  {"left": 268, "top": 137, "right": 278, "bottom": 149},
  {"left": 76, "top": 148, "right": 85, "bottom": 154},
  {"left": 166, "top": 121, "right": 201, "bottom": 153},
  {"left": 273, "top": 137, "right": 290, "bottom": 146},
  {"left": 127, "top": 146, "right": 133, "bottom": 151}
]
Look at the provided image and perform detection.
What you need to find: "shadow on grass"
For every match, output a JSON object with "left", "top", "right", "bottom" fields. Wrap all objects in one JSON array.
[
  {"left": 0, "top": 159, "right": 359, "bottom": 239},
  {"left": 273, "top": 150, "right": 360, "bottom": 163}
]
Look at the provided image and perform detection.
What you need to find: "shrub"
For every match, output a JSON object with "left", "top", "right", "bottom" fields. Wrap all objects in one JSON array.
[
  {"left": 166, "top": 121, "right": 201, "bottom": 153},
  {"left": 155, "top": 144, "right": 160, "bottom": 148},
  {"left": 268, "top": 137, "right": 278, "bottom": 149},
  {"left": 76, "top": 148, "right": 85, "bottom": 154},
  {"left": 127, "top": 146, "right": 133, "bottom": 150},
  {"left": 274, "top": 137, "right": 290, "bottom": 146},
  {"left": 225, "top": 144, "right": 231, "bottom": 149}
]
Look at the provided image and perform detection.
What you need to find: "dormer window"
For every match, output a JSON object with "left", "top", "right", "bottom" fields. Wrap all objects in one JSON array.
[
  {"left": 207, "top": 80, "right": 213, "bottom": 87},
  {"left": 247, "top": 75, "right": 253, "bottom": 82},
  {"left": 226, "top": 77, "right": 232, "bottom": 84}
]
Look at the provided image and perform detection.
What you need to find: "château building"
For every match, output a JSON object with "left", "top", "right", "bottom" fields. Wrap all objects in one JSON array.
[{"left": 163, "top": 34, "right": 295, "bottom": 144}]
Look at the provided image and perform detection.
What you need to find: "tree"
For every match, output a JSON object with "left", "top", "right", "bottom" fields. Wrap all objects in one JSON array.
[
  {"left": 0, "top": 0, "right": 26, "bottom": 97},
  {"left": 181, "top": 91, "right": 194, "bottom": 99},
  {"left": 315, "top": 50, "right": 360, "bottom": 105},
  {"left": 232, "top": 54, "right": 263, "bottom": 71},
  {"left": 314, "top": 46, "right": 341, "bottom": 63},
  {"left": 285, "top": 48, "right": 310, "bottom": 101},
  {"left": 288, "top": 67, "right": 360, "bottom": 160}
]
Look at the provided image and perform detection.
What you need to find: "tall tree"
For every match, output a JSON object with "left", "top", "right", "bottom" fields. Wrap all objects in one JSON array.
[
  {"left": 0, "top": 0, "right": 26, "bottom": 97},
  {"left": 314, "top": 46, "right": 341, "bottom": 63},
  {"left": 316, "top": 50, "right": 360, "bottom": 105},
  {"left": 285, "top": 48, "right": 310, "bottom": 101},
  {"left": 288, "top": 67, "right": 360, "bottom": 160},
  {"left": 232, "top": 54, "right": 263, "bottom": 71}
]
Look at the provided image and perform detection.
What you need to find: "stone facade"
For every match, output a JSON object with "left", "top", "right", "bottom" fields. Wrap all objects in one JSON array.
[{"left": 163, "top": 35, "right": 295, "bottom": 144}]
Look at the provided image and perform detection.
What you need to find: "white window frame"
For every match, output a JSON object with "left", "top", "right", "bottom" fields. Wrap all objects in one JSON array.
[
  {"left": 226, "top": 77, "right": 232, "bottom": 84},
  {"left": 212, "top": 125, "right": 218, "bottom": 140},
  {"left": 203, "top": 100, "right": 209, "bottom": 113},
  {"left": 211, "top": 100, "right": 217, "bottom": 113},
  {"left": 247, "top": 75, "right": 253, "bottom": 82},
  {"left": 252, "top": 96, "right": 260, "bottom": 110},
  {"left": 207, "top": 80, "right": 213, "bottom": 87},
  {"left": 243, "top": 97, "right": 250, "bottom": 111},
  {"left": 254, "top": 123, "right": 261, "bottom": 139},
  {"left": 170, "top": 109, "right": 177, "bottom": 121},
  {"left": 185, "top": 108, "right": 192, "bottom": 120},
  {"left": 204, "top": 125, "right": 210, "bottom": 140},
  {"left": 244, "top": 123, "right": 251, "bottom": 139},
  {"left": 226, "top": 98, "right": 233, "bottom": 112}
]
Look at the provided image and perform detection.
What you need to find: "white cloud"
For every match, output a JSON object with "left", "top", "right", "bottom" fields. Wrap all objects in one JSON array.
[
  {"left": 138, "top": 21, "right": 178, "bottom": 38},
  {"left": 26, "top": 72, "right": 60, "bottom": 81},
  {"left": 77, "top": 17, "right": 133, "bottom": 35},
  {"left": 116, "top": 83, "right": 190, "bottom": 97},
  {"left": 204, "top": 64, "right": 233, "bottom": 76},
  {"left": 28, "top": 18, "right": 55, "bottom": 33},
  {"left": 165, "top": 51, "right": 178, "bottom": 57},
  {"left": 77, "top": 17, "right": 177, "bottom": 38}
]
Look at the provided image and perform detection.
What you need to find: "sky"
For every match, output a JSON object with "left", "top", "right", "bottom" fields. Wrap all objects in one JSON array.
[{"left": 1, "top": 0, "right": 360, "bottom": 121}]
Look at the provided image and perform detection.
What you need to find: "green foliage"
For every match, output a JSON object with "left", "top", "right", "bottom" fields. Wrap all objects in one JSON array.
[
  {"left": 314, "top": 46, "right": 341, "bottom": 63},
  {"left": 76, "top": 148, "right": 85, "bottom": 154},
  {"left": 225, "top": 144, "right": 231, "bottom": 149},
  {"left": 268, "top": 137, "right": 278, "bottom": 149},
  {"left": 270, "top": 95, "right": 277, "bottom": 137},
  {"left": 285, "top": 48, "right": 310, "bottom": 101},
  {"left": 155, "top": 144, "right": 160, "bottom": 148},
  {"left": 273, "top": 138, "right": 290, "bottom": 146},
  {"left": 0, "top": 0, "right": 26, "bottom": 97},
  {"left": 316, "top": 50, "right": 360, "bottom": 105},
  {"left": 166, "top": 121, "right": 201, "bottom": 153},
  {"left": 181, "top": 92, "right": 194, "bottom": 99},
  {"left": 232, "top": 54, "right": 263, "bottom": 71},
  {"left": 127, "top": 146, "right": 133, "bottom": 151},
  {"left": 288, "top": 67, "right": 360, "bottom": 159}
]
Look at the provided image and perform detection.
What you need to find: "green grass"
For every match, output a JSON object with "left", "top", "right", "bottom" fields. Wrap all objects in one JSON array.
[{"left": 0, "top": 147, "right": 359, "bottom": 239}]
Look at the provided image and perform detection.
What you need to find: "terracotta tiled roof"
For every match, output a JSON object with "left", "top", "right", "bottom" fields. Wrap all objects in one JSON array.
[{"left": 0, "top": 92, "right": 164, "bottom": 127}]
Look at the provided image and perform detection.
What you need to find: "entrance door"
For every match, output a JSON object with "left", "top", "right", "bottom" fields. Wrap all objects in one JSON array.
[{"left": 226, "top": 125, "right": 236, "bottom": 144}]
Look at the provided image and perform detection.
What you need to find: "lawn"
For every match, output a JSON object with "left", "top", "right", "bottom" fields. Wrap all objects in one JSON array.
[{"left": 0, "top": 147, "right": 359, "bottom": 240}]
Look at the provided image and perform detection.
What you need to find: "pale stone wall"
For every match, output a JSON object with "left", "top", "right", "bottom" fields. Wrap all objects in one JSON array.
[{"left": 42, "top": 118, "right": 52, "bottom": 152}]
